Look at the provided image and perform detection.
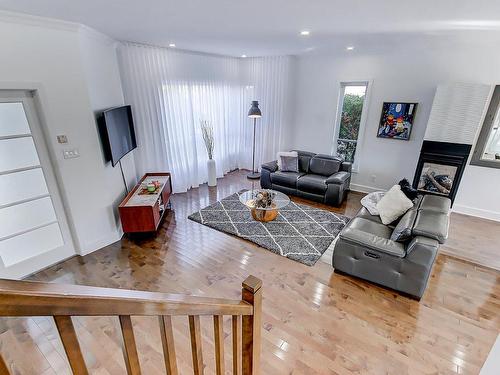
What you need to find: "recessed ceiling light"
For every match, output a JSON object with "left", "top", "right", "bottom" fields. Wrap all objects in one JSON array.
[
  {"left": 241, "top": 54, "right": 247, "bottom": 58},
  {"left": 300, "top": 30, "right": 310, "bottom": 36},
  {"left": 346, "top": 46, "right": 355, "bottom": 51},
  {"left": 169, "top": 43, "right": 176, "bottom": 48}
]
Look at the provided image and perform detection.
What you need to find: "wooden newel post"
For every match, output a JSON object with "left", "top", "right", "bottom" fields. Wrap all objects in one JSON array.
[{"left": 241, "top": 275, "right": 262, "bottom": 375}]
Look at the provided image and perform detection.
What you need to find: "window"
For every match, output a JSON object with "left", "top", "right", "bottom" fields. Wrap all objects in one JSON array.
[
  {"left": 471, "top": 85, "right": 500, "bottom": 169},
  {"left": 333, "top": 82, "right": 369, "bottom": 169}
]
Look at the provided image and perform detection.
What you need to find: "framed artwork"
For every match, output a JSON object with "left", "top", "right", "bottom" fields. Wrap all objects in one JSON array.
[
  {"left": 377, "top": 102, "right": 417, "bottom": 140},
  {"left": 417, "top": 162, "right": 458, "bottom": 197}
]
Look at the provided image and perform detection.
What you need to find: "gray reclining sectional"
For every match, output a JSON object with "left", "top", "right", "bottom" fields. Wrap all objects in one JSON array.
[
  {"left": 260, "top": 151, "right": 351, "bottom": 206},
  {"left": 333, "top": 194, "right": 451, "bottom": 299}
]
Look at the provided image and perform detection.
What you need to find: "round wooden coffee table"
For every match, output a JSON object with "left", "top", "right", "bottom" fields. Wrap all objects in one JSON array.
[{"left": 239, "top": 189, "right": 290, "bottom": 222}]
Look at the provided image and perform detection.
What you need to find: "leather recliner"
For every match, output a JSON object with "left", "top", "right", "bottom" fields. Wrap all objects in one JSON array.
[
  {"left": 260, "top": 151, "right": 352, "bottom": 206},
  {"left": 333, "top": 194, "right": 451, "bottom": 299}
]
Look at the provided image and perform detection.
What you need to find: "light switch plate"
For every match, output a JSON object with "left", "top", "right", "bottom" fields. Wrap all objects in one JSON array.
[
  {"left": 57, "top": 135, "right": 68, "bottom": 144},
  {"left": 63, "top": 149, "right": 80, "bottom": 159}
]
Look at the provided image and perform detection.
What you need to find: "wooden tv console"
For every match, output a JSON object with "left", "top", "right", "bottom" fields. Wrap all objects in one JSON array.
[{"left": 119, "top": 173, "right": 172, "bottom": 233}]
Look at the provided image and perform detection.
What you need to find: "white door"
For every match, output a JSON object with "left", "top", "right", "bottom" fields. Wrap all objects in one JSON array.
[{"left": 0, "top": 90, "right": 75, "bottom": 279}]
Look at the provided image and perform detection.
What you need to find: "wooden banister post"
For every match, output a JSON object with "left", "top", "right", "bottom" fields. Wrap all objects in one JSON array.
[
  {"left": 119, "top": 315, "right": 142, "bottom": 375},
  {"left": 241, "top": 275, "right": 262, "bottom": 375},
  {"left": 54, "top": 316, "right": 89, "bottom": 375},
  {"left": 0, "top": 353, "right": 11, "bottom": 375}
]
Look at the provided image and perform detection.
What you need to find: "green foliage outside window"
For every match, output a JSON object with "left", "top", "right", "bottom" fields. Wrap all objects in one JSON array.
[
  {"left": 337, "top": 93, "right": 365, "bottom": 163},
  {"left": 339, "top": 94, "right": 364, "bottom": 140}
]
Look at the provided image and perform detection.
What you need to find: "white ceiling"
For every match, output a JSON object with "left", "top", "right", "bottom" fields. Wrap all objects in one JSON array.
[{"left": 1, "top": 0, "right": 500, "bottom": 56}]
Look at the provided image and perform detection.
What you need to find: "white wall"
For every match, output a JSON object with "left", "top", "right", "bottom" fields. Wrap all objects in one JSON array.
[
  {"left": 289, "top": 36, "right": 500, "bottom": 221},
  {"left": 78, "top": 27, "right": 138, "bottom": 251},
  {"left": 0, "top": 13, "right": 132, "bottom": 256}
]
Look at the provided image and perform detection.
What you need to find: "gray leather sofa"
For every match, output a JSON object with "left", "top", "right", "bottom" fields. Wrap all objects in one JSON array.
[
  {"left": 333, "top": 194, "right": 451, "bottom": 299},
  {"left": 260, "top": 151, "right": 351, "bottom": 206}
]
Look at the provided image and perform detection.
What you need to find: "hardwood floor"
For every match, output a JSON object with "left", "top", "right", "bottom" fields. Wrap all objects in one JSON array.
[
  {"left": 440, "top": 212, "right": 500, "bottom": 271},
  {"left": 1, "top": 170, "right": 499, "bottom": 374}
]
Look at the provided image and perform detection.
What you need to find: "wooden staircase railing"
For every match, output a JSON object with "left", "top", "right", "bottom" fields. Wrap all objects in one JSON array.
[{"left": 0, "top": 275, "right": 262, "bottom": 375}]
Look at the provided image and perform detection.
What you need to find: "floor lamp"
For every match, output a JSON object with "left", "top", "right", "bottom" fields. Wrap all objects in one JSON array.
[{"left": 247, "top": 101, "right": 262, "bottom": 179}]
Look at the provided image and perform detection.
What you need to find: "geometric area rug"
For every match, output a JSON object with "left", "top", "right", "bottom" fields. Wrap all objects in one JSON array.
[{"left": 188, "top": 192, "right": 350, "bottom": 266}]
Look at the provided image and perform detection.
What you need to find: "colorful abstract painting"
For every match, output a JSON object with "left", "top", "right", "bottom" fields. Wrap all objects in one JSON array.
[{"left": 377, "top": 102, "right": 417, "bottom": 140}]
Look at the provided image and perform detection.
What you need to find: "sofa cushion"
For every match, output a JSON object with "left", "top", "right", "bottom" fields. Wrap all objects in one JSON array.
[
  {"left": 419, "top": 194, "right": 451, "bottom": 214},
  {"left": 293, "top": 150, "right": 316, "bottom": 173},
  {"left": 340, "top": 217, "right": 406, "bottom": 258},
  {"left": 412, "top": 210, "right": 449, "bottom": 244},
  {"left": 376, "top": 185, "right": 414, "bottom": 225},
  {"left": 297, "top": 174, "right": 328, "bottom": 194},
  {"left": 270, "top": 171, "right": 304, "bottom": 188},
  {"left": 309, "top": 154, "right": 342, "bottom": 176}
]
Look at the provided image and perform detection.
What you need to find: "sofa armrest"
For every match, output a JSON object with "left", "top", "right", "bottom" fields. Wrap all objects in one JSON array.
[
  {"left": 326, "top": 171, "right": 350, "bottom": 185},
  {"left": 339, "top": 227, "right": 406, "bottom": 258},
  {"left": 341, "top": 162, "right": 352, "bottom": 173},
  {"left": 261, "top": 160, "right": 278, "bottom": 172},
  {"left": 405, "top": 236, "right": 439, "bottom": 265}
]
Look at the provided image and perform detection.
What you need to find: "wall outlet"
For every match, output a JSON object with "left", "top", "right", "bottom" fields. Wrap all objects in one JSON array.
[{"left": 63, "top": 149, "right": 80, "bottom": 159}]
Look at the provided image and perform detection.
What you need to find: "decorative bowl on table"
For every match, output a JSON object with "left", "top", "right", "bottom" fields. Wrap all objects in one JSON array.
[{"left": 238, "top": 189, "right": 290, "bottom": 222}]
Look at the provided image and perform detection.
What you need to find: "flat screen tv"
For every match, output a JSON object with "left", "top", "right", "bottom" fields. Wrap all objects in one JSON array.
[{"left": 98, "top": 105, "right": 137, "bottom": 166}]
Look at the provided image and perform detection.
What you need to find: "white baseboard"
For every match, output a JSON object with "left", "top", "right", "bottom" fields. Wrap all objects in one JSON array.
[
  {"left": 452, "top": 204, "right": 500, "bottom": 222},
  {"left": 350, "top": 183, "right": 381, "bottom": 194},
  {"left": 78, "top": 229, "right": 124, "bottom": 256}
]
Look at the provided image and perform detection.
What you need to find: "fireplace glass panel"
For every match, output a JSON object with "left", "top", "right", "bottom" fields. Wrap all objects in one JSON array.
[{"left": 417, "top": 162, "right": 458, "bottom": 197}]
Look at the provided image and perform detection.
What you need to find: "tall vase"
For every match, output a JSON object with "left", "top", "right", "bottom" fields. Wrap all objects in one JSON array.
[{"left": 207, "top": 159, "right": 217, "bottom": 187}]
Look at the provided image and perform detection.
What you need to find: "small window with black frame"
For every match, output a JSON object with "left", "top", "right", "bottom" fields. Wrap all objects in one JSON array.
[{"left": 471, "top": 85, "right": 500, "bottom": 168}]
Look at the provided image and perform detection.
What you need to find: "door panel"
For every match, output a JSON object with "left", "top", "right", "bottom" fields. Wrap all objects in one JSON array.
[
  {"left": 0, "top": 196, "right": 57, "bottom": 239},
  {"left": 0, "top": 168, "right": 49, "bottom": 207},
  {"left": 0, "top": 223, "right": 64, "bottom": 267},
  {"left": 0, "top": 137, "right": 40, "bottom": 172},
  {"left": 0, "top": 102, "right": 31, "bottom": 136},
  {"left": 0, "top": 90, "right": 75, "bottom": 278}
]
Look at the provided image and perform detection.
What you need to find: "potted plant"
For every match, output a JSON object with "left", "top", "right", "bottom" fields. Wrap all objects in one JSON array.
[{"left": 200, "top": 120, "right": 216, "bottom": 186}]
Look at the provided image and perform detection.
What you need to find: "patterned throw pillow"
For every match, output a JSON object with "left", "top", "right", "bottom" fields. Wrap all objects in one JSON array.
[
  {"left": 277, "top": 151, "right": 299, "bottom": 172},
  {"left": 360, "top": 191, "right": 385, "bottom": 215}
]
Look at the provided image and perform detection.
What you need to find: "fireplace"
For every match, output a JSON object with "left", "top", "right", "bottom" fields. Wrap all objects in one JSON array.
[{"left": 412, "top": 141, "right": 472, "bottom": 205}]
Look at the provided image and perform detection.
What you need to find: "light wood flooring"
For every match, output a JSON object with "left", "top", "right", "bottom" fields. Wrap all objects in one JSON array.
[{"left": 1, "top": 170, "right": 499, "bottom": 374}]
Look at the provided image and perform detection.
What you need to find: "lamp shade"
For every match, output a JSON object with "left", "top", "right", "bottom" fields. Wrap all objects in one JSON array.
[{"left": 248, "top": 101, "right": 262, "bottom": 118}]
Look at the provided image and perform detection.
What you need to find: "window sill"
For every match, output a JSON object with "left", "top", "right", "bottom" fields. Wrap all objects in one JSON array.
[{"left": 470, "top": 158, "right": 500, "bottom": 169}]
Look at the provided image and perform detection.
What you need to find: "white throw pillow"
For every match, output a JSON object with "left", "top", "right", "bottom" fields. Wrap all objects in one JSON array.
[
  {"left": 277, "top": 151, "right": 298, "bottom": 169},
  {"left": 376, "top": 185, "right": 414, "bottom": 225},
  {"left": 360, "top": 191, "right": 385, "bottom": 215}
]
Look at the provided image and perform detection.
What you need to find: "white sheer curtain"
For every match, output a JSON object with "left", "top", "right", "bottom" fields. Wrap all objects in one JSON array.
[
  {"left": 243, "top": 56, "right": 292, "bottom": 168},
  {"left": 118, "top": 43, "right": 291, "bottom": 192}
]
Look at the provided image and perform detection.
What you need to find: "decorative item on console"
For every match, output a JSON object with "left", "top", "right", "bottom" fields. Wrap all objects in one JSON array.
[{"left": 200, "top": 120, "right": 217, "bottom": 187}]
